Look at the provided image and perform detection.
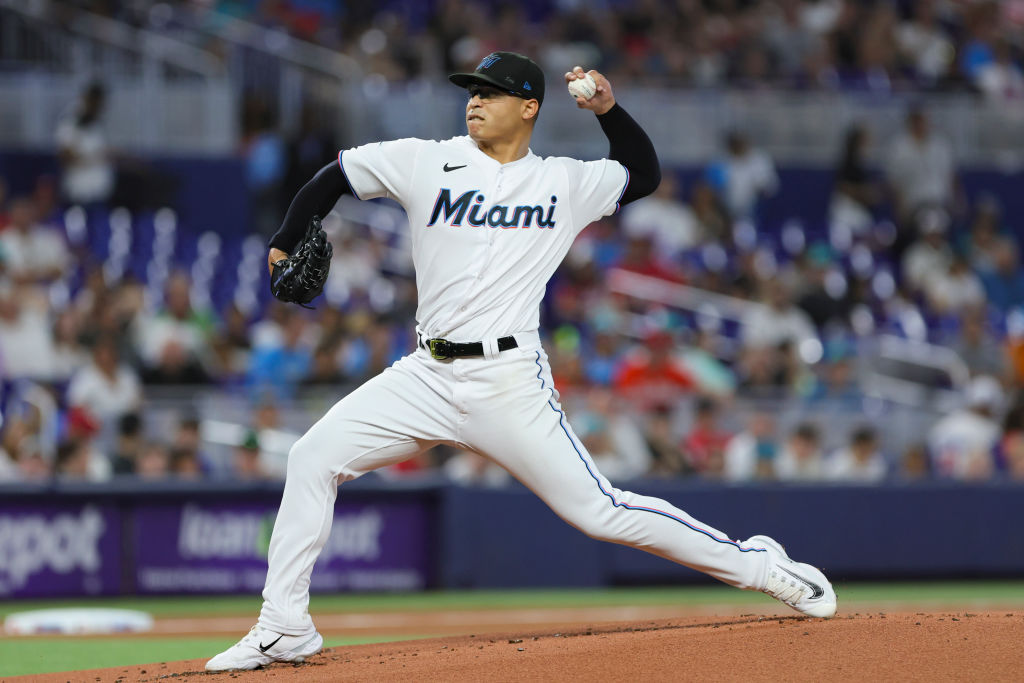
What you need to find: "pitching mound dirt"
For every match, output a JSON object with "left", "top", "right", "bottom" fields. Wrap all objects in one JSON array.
[{"left": 17, "top": 611, "right": 1024, "bottom": 682}]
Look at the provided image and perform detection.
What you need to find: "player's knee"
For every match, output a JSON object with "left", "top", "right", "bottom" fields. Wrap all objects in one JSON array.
[
  {"left": 285, "top": 432, "right": 331, "bottom": 472},
  {"left": 568, "top": 508, "right": 627, "bottom": 544},
  {"left": 285, "top": 425, "right": 372, "bottom": 479},
  {"left": 285, "top": 437, "right": 313, "bottom": 470}
]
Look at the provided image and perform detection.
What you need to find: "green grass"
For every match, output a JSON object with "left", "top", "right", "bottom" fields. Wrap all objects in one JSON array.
[
  {"left": 3, "top": 582, "right": 1024, "bottom": 620},
  {"left": 832, "top": 581, "right": 1024, "bottom": 605},
  {"left": 0, "top": 635, "right": 409, "bottom": 678},
  {"left": 3, "top": 582, "right": 1023, "bottom": 677}
]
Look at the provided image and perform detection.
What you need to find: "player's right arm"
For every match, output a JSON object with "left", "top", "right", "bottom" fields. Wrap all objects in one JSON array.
[
  {"left": 565, "top": 66, "right": 661, "bottom": 206},
  {"left": 558, "top": 68, "right": 661, "bottom": 230}
]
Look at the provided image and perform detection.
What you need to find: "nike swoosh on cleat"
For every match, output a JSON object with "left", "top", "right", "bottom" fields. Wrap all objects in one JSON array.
[
  {"left": 258, "top": 634, "right": 284, "bottom": 653},
  {"left": 780, "top": 566, "right": 825, "bottom": 599},
  {"left": 443, "top": 163, "right": 467, "bottom": 172}
]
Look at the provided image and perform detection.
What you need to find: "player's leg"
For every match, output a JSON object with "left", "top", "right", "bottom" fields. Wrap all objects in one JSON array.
[
  {"left": 259, "top": 353, "right": 455, "bottom": 634},
  {"left": 460, "top": 347, "right": 835, "bottom": 616},
  {"left": 459, "top": 347, "right": 768, "bottom": 588},
  {"left": 208, "top": 353, "right": 455, "bottom": 671}
]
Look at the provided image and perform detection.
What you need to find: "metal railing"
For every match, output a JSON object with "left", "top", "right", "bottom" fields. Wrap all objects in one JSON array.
[
  {"left": 0, "top": 0, "right": 223, "bottom": 78},
  {"left": 365, "top": 86, "right": 1024, "bottom": 167},
  {"left": 179, "top": 9, "right": 363, "bottom": 135},
  {"left": 3, "top": 0, "right": 1023, "bottom": 164},
  {"left": 0, "top": 0, "right": 234, "bottom": 153},
  {"left": 132, "top": 382, "right": 944, "bottom": 471},
  {"left": 0, "top": 73, "right": 236, "bottom": 153}
]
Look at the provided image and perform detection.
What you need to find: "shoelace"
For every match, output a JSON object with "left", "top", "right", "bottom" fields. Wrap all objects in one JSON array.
[{"left": 763, "top": 567, "right": 808, "bottom": 606}]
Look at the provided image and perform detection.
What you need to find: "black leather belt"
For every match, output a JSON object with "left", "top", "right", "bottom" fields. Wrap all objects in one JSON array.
[{"left": 418, "top": 334, "right": 518, "bottom": 360}]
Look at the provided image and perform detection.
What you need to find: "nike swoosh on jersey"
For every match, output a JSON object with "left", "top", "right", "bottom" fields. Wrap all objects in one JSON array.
[
  {"left": 259, "top": 634, "right": 284, "bottom": 652},
  {"left": 780, "top": 566, "right": 825, "bottom": 599},
  {"left": 443, "top": 163, "right": 468, "bottom": 172}
]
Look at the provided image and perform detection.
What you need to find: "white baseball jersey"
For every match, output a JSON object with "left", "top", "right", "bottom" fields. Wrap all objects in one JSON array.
[{"left": 340, "top": 136, "right": 628, "bottom": 341}]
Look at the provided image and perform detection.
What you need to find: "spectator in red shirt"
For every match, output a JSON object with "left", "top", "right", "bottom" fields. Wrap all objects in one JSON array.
[
  {"left": 682, "top": 397, "right": 732, "bottom": 477},
  {"left": 614, "top": 330, "right": 694, "bottom": 408},
  {"left": 616, "top": 235, "right": 686, "bottom": 284}
]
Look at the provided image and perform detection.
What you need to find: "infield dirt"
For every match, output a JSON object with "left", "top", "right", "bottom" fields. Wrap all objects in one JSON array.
[{"left": 14, "top": 610, "right": 1024, "bottom": 682}]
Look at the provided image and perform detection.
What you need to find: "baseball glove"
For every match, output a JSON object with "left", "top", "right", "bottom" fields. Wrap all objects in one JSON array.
[{"left": 270, "top": 215, "right": 333, "bottom": 307}]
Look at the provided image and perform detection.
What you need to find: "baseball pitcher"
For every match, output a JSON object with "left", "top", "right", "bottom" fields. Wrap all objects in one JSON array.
[{"left": 208, "top": 53, "right": 836, "bottom": 672}]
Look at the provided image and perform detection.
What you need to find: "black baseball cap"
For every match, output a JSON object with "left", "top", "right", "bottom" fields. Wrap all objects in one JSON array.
[{"left": 449, "top": 52, "right": 545, "bottom": 105}]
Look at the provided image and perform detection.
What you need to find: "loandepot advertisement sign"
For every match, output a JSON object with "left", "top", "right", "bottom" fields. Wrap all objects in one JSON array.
[
  {"left": 134, "top": 501, "right": 430, "bottom": 594},
  {"left": 0, "top": 504, "right": 121, "bottom": 598}
]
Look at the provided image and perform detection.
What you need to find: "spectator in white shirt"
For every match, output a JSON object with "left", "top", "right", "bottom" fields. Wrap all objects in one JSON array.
[
  {"left": 133, "top": 271, "right": 214, "bottom": 371},
  {"left": 67, "top": 335, "right": 142, "bottom": 430},
  {"left": 620, "top": 173, "right": 701, "bottom": 261},
  {"left": 922, "top": 254, "right": 986, "bottom": 315},
  {"left": 976, "top": 39, "right": 1024, "bottom": 102},
  {"left": 774, "top": 422, "right": 825, "bottom": 482},
  {"left": 708, "top": 131, "right": 779, "bottom": 221},
  {"left": 723, "top": 413, "right": 777, "bottom": 482},
  {"left": 0, "top": 198, "right": 70, "bottom": 285},
  {"left": 897, "top": 0, "right": 954, "bottom": 85},
  {"left": 55, "top": 82, "right": 115, "bottom": 206},
  {"left": 927, "top": 375, "right": 1003, "bottom": 480},
  {"left": 824, "top": 426, "right": 888, "bottom": 482},
  {"left": 741, "top": 279, "right": 818, "bottom": 351},
  {"left": 0, "top": 282, "right": 57, "bottom": 381},
  {"left": 901, "top": 206, "right": 953, "bottom": 294},
  {"left": 884, "top": 107, "right": 955, "bottom": 225}
]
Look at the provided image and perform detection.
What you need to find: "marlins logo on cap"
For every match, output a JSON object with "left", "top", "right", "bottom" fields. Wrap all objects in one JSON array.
[{"left": 449, "top": 51, "right": 546, "bottom": 105}]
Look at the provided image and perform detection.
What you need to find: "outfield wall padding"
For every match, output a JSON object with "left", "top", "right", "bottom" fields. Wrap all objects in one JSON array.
[{"left": 1, "top": 480, "right": 1022, "bottom": 598}]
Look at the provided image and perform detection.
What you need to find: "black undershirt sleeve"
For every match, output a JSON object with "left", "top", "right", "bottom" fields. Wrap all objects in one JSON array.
[
  {"left": 596, "top": 103, "right": 661, "bottom": 206},
  {"left": 268, "top": 160, "right": 353, "bottom": 253}
]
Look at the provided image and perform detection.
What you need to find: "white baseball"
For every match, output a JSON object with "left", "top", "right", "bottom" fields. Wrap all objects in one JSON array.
[{"left": 567, "top": 72, "right": 597, "bottom": 100}]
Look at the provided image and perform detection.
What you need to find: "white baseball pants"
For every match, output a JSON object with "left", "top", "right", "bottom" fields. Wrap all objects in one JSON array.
[{"left": 258, "top": 332, "right": 771, "bottom": 634}]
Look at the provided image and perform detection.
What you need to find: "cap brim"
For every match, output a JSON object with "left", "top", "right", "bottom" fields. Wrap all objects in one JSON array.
[{"left": 448, "top": 73, "right": 537, "bottom": 100}]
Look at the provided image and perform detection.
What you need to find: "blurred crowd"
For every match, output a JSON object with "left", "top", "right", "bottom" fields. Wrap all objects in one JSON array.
[
  {"left": 3, "top": 2, "right": 1024, "bottom": 487},
  {"left": 1, "top": 81, "right": 1024, "bottom": 487},
  {"left": 51, "top": 0, "right": 1024, "bottom": 98}
]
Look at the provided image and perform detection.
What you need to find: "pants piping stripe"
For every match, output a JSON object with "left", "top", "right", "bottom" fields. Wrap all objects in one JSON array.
[{"left": 534, "top": 351, "right": 765, "bottom": 554}]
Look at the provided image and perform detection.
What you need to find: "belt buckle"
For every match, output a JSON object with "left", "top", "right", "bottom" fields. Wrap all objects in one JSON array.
[{"left": 428, "top": 338, "right": 452, "bottom": 360}]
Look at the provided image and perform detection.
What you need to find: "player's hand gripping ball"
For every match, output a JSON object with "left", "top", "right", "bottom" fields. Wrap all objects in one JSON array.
[
  {"left": 270, "top": 215, "right": 333, "bottom": 307},
  {"left": 565, "top": 66, "right": 615, "bottom": 115},
  {"left": 567, "top": 70, "right": 597, "bottom": 100}
]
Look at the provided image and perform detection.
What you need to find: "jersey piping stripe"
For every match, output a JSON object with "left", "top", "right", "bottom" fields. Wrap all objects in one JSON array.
[
  {"left": 614, "top": 166, "right": 630, "bottom": 214},
  {"left": 338, "top": 151, "right": 361, "bottom": 200},
  {"left": 533, "top": 351, "right": 766, "bottom": 554}
]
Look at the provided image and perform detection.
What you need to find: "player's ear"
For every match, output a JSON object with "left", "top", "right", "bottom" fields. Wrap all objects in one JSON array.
[{"left": 521, "top": 99, "right": 539, "bottom": 123}]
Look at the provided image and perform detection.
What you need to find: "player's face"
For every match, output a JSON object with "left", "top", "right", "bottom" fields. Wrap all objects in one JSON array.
[{"left": 465, "top": 84, "right": 535, "bottom": 142}]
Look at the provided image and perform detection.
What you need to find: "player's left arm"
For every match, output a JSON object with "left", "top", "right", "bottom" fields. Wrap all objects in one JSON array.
[
  {"left": 566, "top": 66, "right": 661, "bottom": 205},
  {"left": 267, "top": 161, "right": 353, "bottom": 273}
]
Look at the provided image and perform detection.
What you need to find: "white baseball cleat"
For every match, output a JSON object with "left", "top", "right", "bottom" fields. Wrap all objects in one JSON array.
[
  {"left": 746, "top": 534, "right": 837, "bottom": 619},
  {"left": 205, "top": 625, "right": 324, "bottom": 671}
]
